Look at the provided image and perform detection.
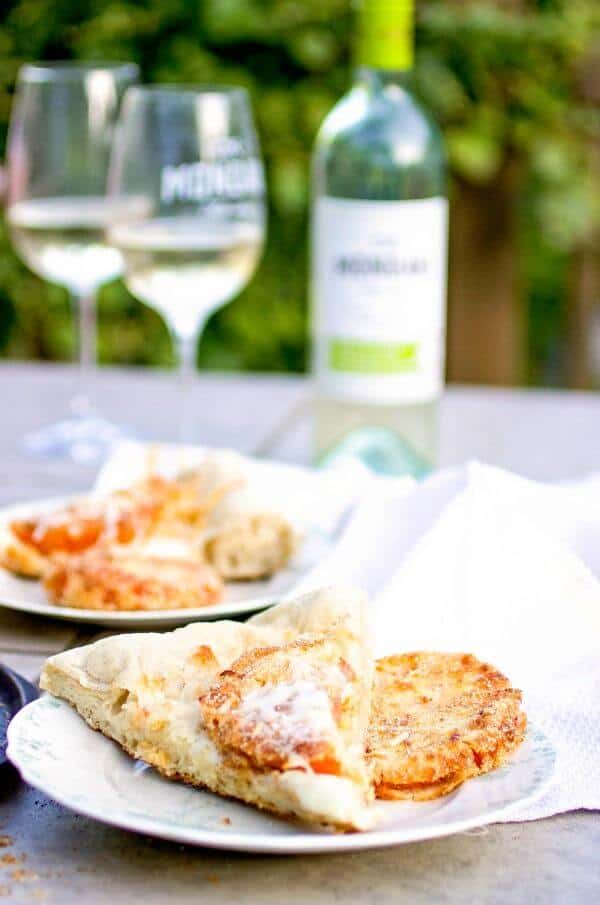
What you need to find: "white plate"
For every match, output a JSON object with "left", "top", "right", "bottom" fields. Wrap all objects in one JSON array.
[
  {"left": 8, "top": 696, "right": 556, "bottom": 854},
  {"left": 0, "top": 495, "right": 345, "bottom": 628}
]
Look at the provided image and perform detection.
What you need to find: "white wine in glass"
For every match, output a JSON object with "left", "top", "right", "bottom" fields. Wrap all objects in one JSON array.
[
  {"left": 6, "top": 61, "right": 139, "bottom": 462},
  {"left": 8, "top": 197, "right": 129, "bottom": 294},
  {"left": 109, "top": 216, "right": 263, "bottom": 341},
  {"left": 107, "top": 86, "right": 266, "bottom": 439}
]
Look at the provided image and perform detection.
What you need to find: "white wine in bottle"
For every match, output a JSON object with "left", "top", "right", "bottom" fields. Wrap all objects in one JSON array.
[{"left": 311, "top": 0, "right": 447, "bottom": 476}]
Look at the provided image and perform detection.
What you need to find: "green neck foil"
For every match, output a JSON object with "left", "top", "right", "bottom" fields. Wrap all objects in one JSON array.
[{"left": 355, "top": 0, "right": 415, "bottom": 72}]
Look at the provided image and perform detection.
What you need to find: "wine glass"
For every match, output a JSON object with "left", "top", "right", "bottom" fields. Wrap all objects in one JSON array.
[
  {"left": 107, "top": 85, "right": 266, "bottom": 440},
  {"left": 6, "top": 61, "right": 139, "bottom": 462}
]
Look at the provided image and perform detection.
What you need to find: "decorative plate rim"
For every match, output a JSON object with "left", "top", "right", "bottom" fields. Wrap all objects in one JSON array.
[{"left": 7, "top": 696, "right": 556, "bottom": 855}]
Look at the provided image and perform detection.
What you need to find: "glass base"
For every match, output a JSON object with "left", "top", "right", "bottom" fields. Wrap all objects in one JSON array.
[
  {"left": 317, "top": 426, "right": 432, "bottom": 479},
  {"left": 22, "top": 414, "right": 136, "bottom": 465}
]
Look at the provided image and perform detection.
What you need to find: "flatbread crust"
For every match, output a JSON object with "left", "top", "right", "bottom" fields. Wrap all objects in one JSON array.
[
  {"left": 188, "top": 452, "right": 297, "bottom": 580},
  {"left": 203, "top": 513, "right": 296, "bottom": 580},
  {"left": 40, "top": 586, "right": 374, "bottom": 830},
  {"left": 367, "top": 652, "right": 527, "bottom": 800}
]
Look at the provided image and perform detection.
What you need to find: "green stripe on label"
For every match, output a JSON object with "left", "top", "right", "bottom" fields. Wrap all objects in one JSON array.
[{"left": 329, "top": 339, "right": 418, "bottom": 373}]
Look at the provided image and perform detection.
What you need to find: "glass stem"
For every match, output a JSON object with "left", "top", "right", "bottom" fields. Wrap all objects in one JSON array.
[
  {"left": 72, "top": 288, "right": 97, "bottom": 418},
  {"left": 174, "top": 325, "right": 203, "bottom": 445}
]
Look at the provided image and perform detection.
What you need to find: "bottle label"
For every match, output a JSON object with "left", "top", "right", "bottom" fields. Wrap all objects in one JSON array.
[{"left": 312, "top": 196, "right": 448, "bottom": 405}]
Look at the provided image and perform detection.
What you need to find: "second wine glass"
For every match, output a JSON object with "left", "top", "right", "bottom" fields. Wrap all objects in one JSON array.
[{"left": 107, "top": 86, "right": 266, "bottom": 439}]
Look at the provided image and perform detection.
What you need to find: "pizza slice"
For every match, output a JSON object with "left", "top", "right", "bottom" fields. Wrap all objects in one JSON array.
[{"left": 40, "top": 586, "right": 374, "bottom": 830}]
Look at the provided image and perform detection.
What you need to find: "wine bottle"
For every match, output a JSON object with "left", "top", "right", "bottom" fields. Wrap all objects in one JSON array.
[{"left": 311, "top": 0, "right": 447, "bottom": 476}]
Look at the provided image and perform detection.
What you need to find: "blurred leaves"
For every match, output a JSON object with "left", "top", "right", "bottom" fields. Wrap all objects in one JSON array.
[
  {"left": 0, "top": 0, "right": 597, "bottom": 380},
  {"left": 416, "top": 0, "right": 599, "bottom": 255}
]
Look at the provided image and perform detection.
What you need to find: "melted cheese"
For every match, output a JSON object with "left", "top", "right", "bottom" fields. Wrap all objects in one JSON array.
[{"left": 239, "top": 680, "right": 337, "bottom": 750}]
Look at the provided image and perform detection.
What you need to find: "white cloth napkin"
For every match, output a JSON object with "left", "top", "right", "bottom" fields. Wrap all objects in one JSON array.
[
  {"left": 95, "top": 440, "right": 408, "bottom": 539},
  {"left": 300, "top": 461, "right": 600, "bottom": 822}
]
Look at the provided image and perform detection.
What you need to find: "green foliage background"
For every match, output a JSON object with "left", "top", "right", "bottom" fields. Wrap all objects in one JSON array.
[{"left": 0, "top": 0, "right": 597, "bottom": 382}]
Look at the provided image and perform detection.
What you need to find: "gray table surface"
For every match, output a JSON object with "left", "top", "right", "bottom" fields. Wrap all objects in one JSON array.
[{"left": 0, "top": 362, "right": 598, "bottom": 904}]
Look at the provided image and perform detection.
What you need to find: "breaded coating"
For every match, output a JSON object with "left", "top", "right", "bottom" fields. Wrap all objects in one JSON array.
[
  {"left": 44, "top": 549, "right": 223, "bottom": 611},
  {"left": 367, "top": 652, "right": 527, "bottom": 800},
  {"left": 200, "top": 634, "right": 369, "bottom": 786}
]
